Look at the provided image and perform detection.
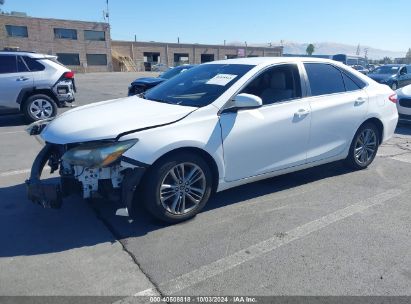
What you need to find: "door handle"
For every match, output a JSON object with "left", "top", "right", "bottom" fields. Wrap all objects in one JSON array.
[
  {"left": 295, "top": 108, "right": 310, "bottom": 118},
  {"left": 354, "top": 97, "right": 366, "bottom": 106},
  {"left": 16, "top": 77, "right": 29, "bottom": 81}
]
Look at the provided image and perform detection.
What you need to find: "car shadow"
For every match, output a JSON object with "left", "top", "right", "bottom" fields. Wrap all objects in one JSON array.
[
  {"left": 0, "top": 113, "right": 27, "bottom": 127},
  {"left": 88, "top": 161, "right": 354, "bottom": 242},
  {"left": 395, "top": 124, "right": 411, "bottom": 136},
  {"left": 0, "top": 161, "right": 354, "bottom": 258}
]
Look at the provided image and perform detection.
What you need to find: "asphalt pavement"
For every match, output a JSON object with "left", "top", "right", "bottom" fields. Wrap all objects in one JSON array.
[{"left": 1, "top": 72, "right": 411, "bottom": 300}]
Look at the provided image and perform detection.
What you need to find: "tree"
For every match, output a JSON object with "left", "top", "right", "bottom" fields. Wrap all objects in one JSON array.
[
  {"left": 382, "top": 57, "right": 392, "bottom": 64},
  {"left": 406, "top": 48, "right": 411, "bottom": 64},
  {"left": 306, "top": 44, "right": 315, "bottom": 56}
]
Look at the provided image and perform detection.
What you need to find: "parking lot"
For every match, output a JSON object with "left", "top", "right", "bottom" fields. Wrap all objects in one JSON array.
[{"left": 1, "top": 72, "right": 411, "bottom": 299}]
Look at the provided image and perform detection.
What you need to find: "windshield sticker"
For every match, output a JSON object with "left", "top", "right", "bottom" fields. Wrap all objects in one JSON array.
[{"left": 206, "top": 74, "right": 237, "bottom": 86}]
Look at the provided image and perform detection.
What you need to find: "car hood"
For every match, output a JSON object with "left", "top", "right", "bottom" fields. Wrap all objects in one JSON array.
[
  {"left": 131, "top": 77, "right": 165, "bottom": 85},
  {"left": 41, "top": 96, "right": 196, "bottom": 144},
  {"left": 368, "top": 74, "right": 393, "bottom": 81},
  {"left": 396, "top": 84, "right": 411, "bottom": 97}
]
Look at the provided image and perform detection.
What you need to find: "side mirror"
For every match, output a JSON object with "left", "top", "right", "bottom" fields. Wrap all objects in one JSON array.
[{"left": 232, "top": 93, "right": 263, "bottom": 109}]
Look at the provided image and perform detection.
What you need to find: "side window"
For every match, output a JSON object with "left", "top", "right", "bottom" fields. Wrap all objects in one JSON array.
[
  {"left": 17, "top": 56, "right": 29, "bottom": 72},
  {"left": 304, "top": 63, "right": 345, "bottom": 96},
  {"left": 399, "top": 67, "right": 406, "bottom": 75},
  {"left": 341, "top": 73, "right": 360, "bottom": 92},
  {"left": 240, "top": 64, "right": 302, "bottom": 105},
  {"left": 22, "top": 57, "right": 45, "bottom": 72},
  {"left": 0, "top": 55, "right": 17, "bottom": 74}
]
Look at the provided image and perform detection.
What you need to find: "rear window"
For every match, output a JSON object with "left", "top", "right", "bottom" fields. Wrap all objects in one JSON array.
[
  {"left": 23, "top": 56, "right": 45, "bottom": 72},
  {"left": 304, "top": 63, "right": 345, "bottom": 96}
]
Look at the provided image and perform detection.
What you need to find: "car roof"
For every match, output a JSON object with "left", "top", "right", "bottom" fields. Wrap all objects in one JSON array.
[
  {"left": 0, "top": 51, "right": 56, "bottom": 59},
  {"left": 207, "top": 56, "right": 339, "bottom": 66}
]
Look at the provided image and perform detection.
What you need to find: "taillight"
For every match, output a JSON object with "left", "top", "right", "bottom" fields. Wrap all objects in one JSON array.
[
  {"left": 63, "top": 71, "right": 75, "bottom": 79},
  {"left": 388, "top": 93, "right": 397, "bottom": 103}
]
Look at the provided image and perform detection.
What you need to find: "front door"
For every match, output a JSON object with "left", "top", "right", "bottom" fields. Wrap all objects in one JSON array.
[{"left": 219, "top": 64, "right": 311, "bottom": 182}]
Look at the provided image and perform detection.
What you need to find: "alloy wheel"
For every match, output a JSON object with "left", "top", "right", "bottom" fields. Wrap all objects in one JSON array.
[
  {"left": 354, "top": 128, "right": 377, "bottom": 165},
  {"left": 159, "top": 162, "right": 206, "bottom": 215},
  {"left": 29, "top": 99, "right": 54, "bottom": 119}
]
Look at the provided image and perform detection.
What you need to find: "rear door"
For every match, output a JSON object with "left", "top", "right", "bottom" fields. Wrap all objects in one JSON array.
[
  {"left": 303, "top": 63, "right": 368, "bottom": 163},
  {"left": 0, "top": 55, "right": 34, "bottom": 111}
]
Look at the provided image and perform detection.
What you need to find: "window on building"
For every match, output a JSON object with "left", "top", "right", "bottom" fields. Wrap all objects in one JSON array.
[
  {"left": 54, "top": 28, "right": 77, "bottom": 40},
  {"left": 201, "top": 54, "right": 215, "bottom": 63},
  {"left": 174, "top": 53, "right": 189, "bottom": 65},
  {"left": 225, "top": 55, "right": 237, "bottom": 60},
  {"left": 86, "top": 54, "right": 107, "bottom": 66},
  {"left": 5, "top": 25, "right": 28, "bottom": 38},
  {"left": 0, "top": 55, "right": 17, "bottom": 73},
  {"left": 57, "top": 53, "right": 80, "bottom": 66},
  {"left": 304, "top": 63, "right": 345, "bottom": 96},
  {"left": 84, "top": 30, "right": 105, "bottom": 41}
]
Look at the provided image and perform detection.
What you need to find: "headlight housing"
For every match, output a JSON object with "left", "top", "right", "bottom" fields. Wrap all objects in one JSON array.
[
  {"left": 61, "top": 139, "right": 138, "bottom": 168},
  {"left": 26, "top": 118, "right": 54, "bottom": 135}
]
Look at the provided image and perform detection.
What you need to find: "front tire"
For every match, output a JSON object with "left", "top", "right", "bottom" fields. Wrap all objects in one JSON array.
[
  {"left": 22, "top": 94, "right": 57, "bottom": 122},
  {"left": 141, "top": 152, "right": 213, "bottom": 223},
  {"left": 345, "top": 122, "right": 380, "bottom": 170}
]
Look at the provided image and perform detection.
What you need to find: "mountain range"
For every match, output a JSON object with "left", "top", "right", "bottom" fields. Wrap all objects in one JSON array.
[{"left": 229, "top": 41, "right": 407, "bottom": 60}]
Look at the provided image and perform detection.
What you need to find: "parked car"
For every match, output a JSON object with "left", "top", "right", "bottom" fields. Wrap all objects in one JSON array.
[
  {"left": 396, "top": 84, "right": 411, "bottom": 124},
  {"left": 26, "top": 57, "right": 398, "bottom": 223},
  {"left": 351, "top": 65, "right": 369, "bottom": 75},
  {"left": 0, "top": 51, "right": 76, "bottom": 122},
  {"left": 151, "top": 63, "right": 170, "bottom": 72},
  {"left": 367, "top": 64, "right": 411, "bottom": 90},
  {"left": 128, "top": 65, "right": 196, "bottom": 96}
]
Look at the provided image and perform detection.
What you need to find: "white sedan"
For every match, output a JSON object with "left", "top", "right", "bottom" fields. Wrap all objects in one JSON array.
[{"left": 27, "top": 57, "right": 399, "bottom": 223}]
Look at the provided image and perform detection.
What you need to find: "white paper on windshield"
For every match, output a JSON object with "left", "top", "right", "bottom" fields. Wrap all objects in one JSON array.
[
  {"left": 392, "top": 67, "right": 399, "bottom": 70},
  {"left": 206, "top": 74, "right": 237, "bottom": 86}
]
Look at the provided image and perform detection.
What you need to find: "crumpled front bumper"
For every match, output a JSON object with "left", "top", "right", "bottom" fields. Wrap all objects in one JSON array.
[
  {"left": 26, "top": 144, "right": 63, "bottom": 209},
  {"left": 26, "top": 144, "right": 147, "bottom": 210}
]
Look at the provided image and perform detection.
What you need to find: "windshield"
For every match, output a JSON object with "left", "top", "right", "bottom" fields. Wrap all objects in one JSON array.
[
  {"left": 371, "top": 66, "right": 400, "bottom": 75},
  {"left": 160, "top": 66, "right": 192, "bottom": 79},
  {"left": 145, "top": 64, "right": 254, "bottom": 107}
]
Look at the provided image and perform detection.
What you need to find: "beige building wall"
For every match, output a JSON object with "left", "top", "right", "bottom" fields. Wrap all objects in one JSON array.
[
  {"left": 112, "top": 41, "right": 283, "bottom": 72},
  {"left": 0, "top": 14, "right": 112, "bottom": 72}
]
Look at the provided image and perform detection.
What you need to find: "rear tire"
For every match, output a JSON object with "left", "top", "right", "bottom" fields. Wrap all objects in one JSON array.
[
  {"left": 140, "top": 152, "right": 213, "bottom": 223},
  {"left": 22, "top": 94, "right": 57, "bottom": 123},
  {"left": 344, "top": 122, "right": 380, "bottom": 170}
]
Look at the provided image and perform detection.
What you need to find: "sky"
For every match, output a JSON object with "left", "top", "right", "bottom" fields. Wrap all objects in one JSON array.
[{"left": 2, "top": 0, "right": 410, "bottom": 52}]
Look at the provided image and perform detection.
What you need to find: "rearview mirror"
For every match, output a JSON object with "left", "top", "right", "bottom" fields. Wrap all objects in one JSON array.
[{"left": 232, "top": 93, "right": 263, "bottom": 109}]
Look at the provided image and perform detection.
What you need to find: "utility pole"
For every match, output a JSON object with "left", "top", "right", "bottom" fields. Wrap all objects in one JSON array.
[
  {"left": 364, "top": 48, "right": 369, "bottom": 60},
  {"left": 103, "top": 0, "right": 110, "bottom": 24},
  {"left": 356, "top": 44, "right": 361, "bottom": 56}
]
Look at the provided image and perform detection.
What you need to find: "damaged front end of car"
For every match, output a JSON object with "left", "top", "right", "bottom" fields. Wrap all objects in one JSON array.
[{"left": 26, "top": 121, "right": 145, "bottom": 210}]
